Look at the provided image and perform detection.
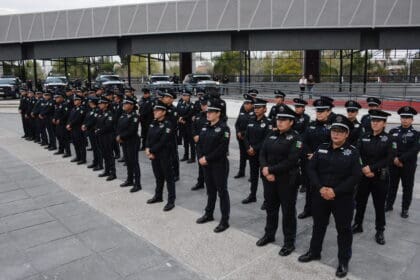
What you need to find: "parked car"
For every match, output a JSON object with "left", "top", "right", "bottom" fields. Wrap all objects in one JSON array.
[
  {"left": 0, "top": 76, "right": 22, "bottom": 99},
  {"left": 147, "top": 75, "right": 174, "bottom": 88},
  {"left": 182, "top": 73, "right": 219, "bottom": 94},
  {"left": 94, "top": 74, "right": 125, "bottom": 91},
  {"left": 43, "top": 75, "right": 68, "bottom": 92}
]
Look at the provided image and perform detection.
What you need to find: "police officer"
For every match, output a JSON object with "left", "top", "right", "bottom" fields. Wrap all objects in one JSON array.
[
  {"left": 256, "top": 105, "right": 301, "bottom": 257},
  {"left": 177, "top": 89, "right": 195, "bottom": 163},
  {"left": 191, "top": 98, "right": 209, "bottom": 191},
  {"left": 386, "top": 106, "right": 419, "bottom": 218},
  {"left": 145, "top": 101, "right": 176, "bottom": 211},
  {"left": 138, "top": 88, "right": 154, "bottom": 151},
  {"left": 112, "top": 91, "right": 123, "bottom": 160},
  {"left": 268, "top": 90, "right": 286, "bottom": 126},
  {"left": 360, "top": 97, "right": 381, "bottom": 133},
  {"left": 344, "top": 100, "right": 363, "bottom": 146},
  {"left": 292, "top": 98, "right": 310, "bottom": 135},
  {"left": 52, "top": 93, "right": 71, "bottom": 157},
  {"left": 353, "top": 109, "right": 395, "bottom": 245},
  {"left": 159, "top": 89, "right": 180, "bottom": 181},
  {"left": 192, "top": 90, "right": 205, "bottom": 115},
  {"left": 18, "top": 90, "right": 29, "bottom": 139},
  {"left": 81, "top": 96, "right": 103, "bottom": 171},
  {"left": 39, "top": 91, "right": 56, "bottom": 151},
  {"left": 298, "top": 115, "right": 362, "bottom": 279},
  {"left": 233, "top": 94, "right": 254, "bottom": 179},
  {"left": 24, "top": 91, "right": 36, "bottom": 141},
  {"left": 299, "top": 98, "right": 334, "bottom": 219},
  {"left": 31, "top": 92, "right": 44, "bottom": 144},
  {"left": 242, "top": 97, "right": 272, "bottom": 209},
  {"left": 117, "top": 96, "right": 142, "bottom": 193},
  {"left": 196, "top": 99, "right": 231, "bottom": 233},
  {"left": 95, "top": 97, "right": 117, "bottom": 181},
  {"left": 66, "top": 95, "right": 87, "bottom": 164}
]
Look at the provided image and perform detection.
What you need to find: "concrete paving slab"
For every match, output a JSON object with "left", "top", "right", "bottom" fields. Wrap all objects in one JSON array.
[{"left": 0, "top": 209, "right": 55, "bottom": 234}]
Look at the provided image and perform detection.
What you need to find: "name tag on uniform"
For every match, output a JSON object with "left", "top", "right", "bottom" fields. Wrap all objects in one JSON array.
[
  {"left": 318, "top": 149, "right": 328, "bottom": 154},
  {"left": 309, "top": 126, "right": 315, "bottom": 129},
  {"left": 260, "top": 123, "right": 266, "bottom": 128},
  {"left": 362, "top": 138, "right": 370, "bottom": 142},
  {"left": 215, "top": 127, "right": 221, "bottom": 132},
  {"left": 202, "top": 128, "right": 207, "bottom": 131},
  {"left": 286, "top": 135, "right": 293, "bottom": 140},
  {"left": 392, "top": 133, "right": 398, "bottom": 136},
  {"left": 248, "top": 124, "right": 254, "bottom": 127},
  {"left": 269, "top": 135, "right": 277, "bottom": 139},
  {"left": 354, "top": 124, "right": 359, "bottom": 128},
  {"left": 381, "top": 136, "right": 388, "bottom": 142}
]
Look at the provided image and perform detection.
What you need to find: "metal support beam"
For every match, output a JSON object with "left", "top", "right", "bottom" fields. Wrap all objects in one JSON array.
[
  {"left": 363, "top": 50, "right": 369, "bottom": 94},
  {"left": 64, "top": 58, "right": 68, "bottom": 77},
  {"left": 87, "top": 57, "right": 92, "bottom": 89},
  {"left": 339, "top": 50, "right": 343, "bottom": 92},
  {"left": 162, "top": 54, "right": 166, "bottom": 74},
  {"left": 127, "top": 55, "right": 131, "bottom": 87},
  {"left": 349, "top": 50, "right": 354, "bottom": 93},
  {"left": 147, "top": 54, "right": 151, "bottom": 76},
  {"left": 33, "top": 59, "right": 37, "bottom": 91}
]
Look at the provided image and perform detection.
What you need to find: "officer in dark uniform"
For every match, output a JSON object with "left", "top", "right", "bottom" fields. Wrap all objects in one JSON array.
[
  {"left": 360, "top": 97, "right": 381, "bottom": 133},
  {"left": 298, "top": 115, "right": 362, "bottom": 279},
  {"left": 64, "top": 89, "right": 74, "bottom": 110},
  {"left": 196, "top": 99, "right": 231, "bottom": 233},
  {"left": 31, "top": 92, "right": 45, "bottom": 145},
  {"left": 66, "top": 95, "right": 87, "bottom": 164},
  {"left": 37, "top": 92, "right": 51, "bottom": 147},
  {"left": 268, "top": 90, "right": 286, "bottom": 127},
  {"left": 192, "top": 90, "right": 205, "bottom": 115},
  {"left": 205, "top": 88, "right": 228, "bottom": 123},
  {"left": 386, "top": 106, "right": 419, "bottom": 218},
  {"left": 18, "top": 90, "right": 29, "bottom": 139},
  {"left": 24, "top": 91, "right": 36, "bottom": 140},
  {"left": 191, "top": 98, "right": 209, "bottom": 191},
  {"left": 345, "top": 100, "right": 363, "bottom": 146},
  {"left": 117, "top": 96, "right": 142, "bottom": 193},
  {"left": 52, "top": 93, "right": 70, "bottom": 157},
  {"left": 112, "top": 91, "right": 123, "bottom": 160},
  {"left": 177, "top": 90, "right": 195, "bottom": 163},
  {"left": 39, "top": 91, "right": 57, "bottom": 151},
  {"left": 95, "top": 97, "right": 117, "bottom": 181},
  {"left": 256, "top": 104, "right": 302, "bottom": 257},
  {"left": 292, "top": 98, "right": 310, "bottom": 134},
  {"left": 233, "top": 94, "right": 254, "bottom": 179},
  {"left": 159, "top": 89, "right": 180, "bottom": 181},
  {"left": 81, "top": 96, "right": 103, "bottom": 171},
  {"left": 299, "top": 98, "right": 334, "bottom": 219},
  {"left": 138, "top": 88, "right": 154, "bottom": 151},
  {"left": 242, "top": 97, "right": 272, "bottom": 209},
  {"left": 145, "top": 101, "right": 176, "bottom": 211},
  {"left": 353, "top": 109, "right": 395, "bottom": 245}
]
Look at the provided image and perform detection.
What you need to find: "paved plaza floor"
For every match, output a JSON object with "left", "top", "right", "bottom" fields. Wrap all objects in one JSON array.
[{"left": 0, "top": 109, "right": 419, "bottom": 280}]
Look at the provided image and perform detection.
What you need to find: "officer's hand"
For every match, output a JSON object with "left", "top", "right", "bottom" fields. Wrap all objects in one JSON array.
[
  {"left": 81, "top": 125, "right": 86, "bottom": 131},
  {"left": 199, "top": 156, "right": 208, "bottom": 166},
  {"left": 307, "top": 153, "right": 314, "bottom": 160},
  {"left": 362, "top": 166, "right": 371, "bottom": 175},
  {"left": 247, "top": 147, "right": 255, "bottom": 156},
  {"left": 266, "top": 174, "right": 275, "bottom": 182},
  {"left": 327, "top": 188, "right": 335, "bottom": 200},
  {"left": 193, "top": 136, "right": 199, "bottom": 143},
  {"left": 394, "top": 157, "right": 403, "bottom": 167},
  {"left": 56, "top": 120, "right": 60, "bottom": 125},
  {"left": 366, "top": 172, "right": 375, "bottom": 178},
  {"left": 66, "top": 125, "right": 71, "bottom": 131},
  {"left": 149, "top": 153, "right": 155, "bottom": 160},
  {"left": 116, "top": 135, "right": 122, "bottom": 143},
  {"left": 262, "top": 167, "right": 269, "bottom": 177}
]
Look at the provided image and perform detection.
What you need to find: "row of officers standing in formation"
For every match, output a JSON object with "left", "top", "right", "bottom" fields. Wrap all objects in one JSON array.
[{"left": 18, "top": 86, "right": 418, "bottom": 278}]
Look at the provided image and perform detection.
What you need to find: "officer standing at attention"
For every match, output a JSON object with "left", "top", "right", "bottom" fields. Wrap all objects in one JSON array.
[
  {"left": 299, "top": 98, "right": 334, "bottom": 219},
  {"left": 95, "top": 97, "right": 117, "bottom": 181},
  {"left": 298, "top": 115, "right": 362, "bottom": 279},
  {"left": 117, "top": 96, "right": 142, "bottom": 193},
  {"left": 39, "top": 91, "right": 57, "bottom": 151},
  {"left": 352, "top": 109, "right": 394, "bottom": 245},
  {"left": 138, "top": 88, "right": 154, "bottom": 151},
  {"left": 19, "top": 90, "right": 29, "bottom": 139},
  {"left": 177, "top": 90, "right": 195, "bottom": 163},
  {"left": 233, "top": 94, "right": 254, "bottom": 179},
  {"left": 242, "top": 97, "right": 272, "bottom": 210},
  {"left": 191, "top": 98, "right": 209, "bottom": 191},
  {"left": 360, "top": 97, "right": 381, "bottom": 133},
  {"left": 145, "top": 101, "right": 176, "bottom": 211},
  {"left": 24, "top": 91, "right": 36, "bottom": 141},
  {"left": 268, "top": 90, "right": 286, "bottom": 127},
  {"left": 196, "top": 98, "right": 231, "bottom": 233},
  {"left": 292, "top": 98, "right": 310, "bottom": 135},
  {"left": 344, "top": 100, "right": 363, "bottom": 146},
  {"left": 81, "top": 96, "right": 103, "bottom": 171},
  {"left": 256, "top": 105, "right": 302, "bottom": 257},
  {"left": 52, "top": 93, "right": 71, "bottom": 157},
  {"left": 386, "top": 106, "right": 419, "bottom": 218},
  {"left": 66, "top": 95, "right": 86, "bottom": 164}
]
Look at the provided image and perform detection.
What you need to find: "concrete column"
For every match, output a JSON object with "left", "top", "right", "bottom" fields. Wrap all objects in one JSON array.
[
  {"left": 304, "top": 50, "right": 321, "bottom": 83},
  {"left": 180, "top": 52, "right": 192, "bottom": 81}
]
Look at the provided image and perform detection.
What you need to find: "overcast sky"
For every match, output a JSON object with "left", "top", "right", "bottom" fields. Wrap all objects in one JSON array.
[{"left": 0, "top": 0, "right": 176, "bottom": 15}]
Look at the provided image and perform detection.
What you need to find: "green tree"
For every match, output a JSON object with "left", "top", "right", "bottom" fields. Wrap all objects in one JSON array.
[{"left": 213, "top": 51, "right": 242, "bottom": 76}]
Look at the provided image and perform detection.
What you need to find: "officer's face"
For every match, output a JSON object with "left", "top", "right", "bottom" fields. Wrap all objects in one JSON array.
[
  {"left": 123, "top": 103, "right": 134, "bottom": 112},
  {"left": 316, "top": 109, "right": 330, "bottom": 121},
  {"left": 254, "top": 106, "right": 266, "bottom": 117},
  {"left": 88, "top": 102, "right": 96, "bottom": 109},
  {"left": 295, "top": 106, "right": 305, "bottom": 114},
  {"left": 368, "top": 104, "right": 379, "bottom": 110},
  {"left": 371, "top": 119, "right": 386, "bottom": 133},
  {"left": 162, "top": 96, "right": 173, "bottom": 105},
  {"left": 200, "top": 104, "right": 207, "bottom": 112},
  {"left": 153, "top": 109, "right": 166, "bottom": 120},
  {"left": 277, "top": 118, "right": 293, "bottom": 132},
  {"left": 98, "top": 103, "right": 107, "bottom": 110},
  {"left": 74, "top": 99, "right": 81, "bottom": 106},
  {"left": 182, "top": 95, "right": 190, "bottom": 102},
  {"left": 401, "top": 117, "right": 413, "bottom": 128},
  {"left": 275, "top": 97, "right": 284, "bottom": 105},
  {"left": 347, "top": 109, "right": 358, "bottom": 120},
  {"left": 207, "top": 111, "right": 220, "bottom": 122},
  {"left": 331, "top": 128, "right": 349, "bottom": 145},
  {"left": 243, "top": 103, "right": 253, "bottom": 112}
]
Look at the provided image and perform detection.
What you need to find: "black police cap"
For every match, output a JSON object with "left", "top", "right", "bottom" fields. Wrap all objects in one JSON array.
[
  {"left": 98, "top": 96, "right": 110, "bottom": 104},
  {"left": 123, "top": 96, "right": 136, "bottom": 105},
  {"left": 293, "top": 98, "right": 308, "bottom": 106},
  {"left": 345, "top": 100, "right": 362, "bottom": 110},
  {"left": 207, "top": 98, "right": 223, "bottom": 112},
  {"left": 320, "top": 96, "right": 334, "bottom": 103},
  {"left": 369, "top": 109, "right": 391, "bottom": 120},
  {"left": 367, "top": 97, "right": 381, "bottom": 106},
  {"left": 397, "top": 106, "right": 417, "bottom": 117},
  {"left": 274, "top": 90, "right": 286, "bottom": 98},
  {"left": 73, "top": 94, "right": 83, "bottom": 101},
  {"left": 253, "top": 97, "right": 268, "bottom": 107},
  {"left": 141, "top": 88, "right": 150, "bottom": 93},
  {"left": 313, "top": 99, "right": 334, "bottom": 110},
  {"left": 276, "top": 104, "right": 297, "bottom": 120},
  {"left": 181, "top": 89, "right": 191, "bottom": 96},
  {"left": 243, "top": 93, "right": 254, "bottom": 103},
  {"left": 158, "top": 88, "right": 177, "bottom": 99},
  {"left": 87, "top": 96, "right": 99, "bottom": 104},
  {"left": 153, "top": 100, "right": 167, "bottom": 111},
  {"left": 248, "top": 89, "right": 259, "bottom": 96},
  {"left": 331, "top": 114, "right": 354, "bottom": 131}
]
